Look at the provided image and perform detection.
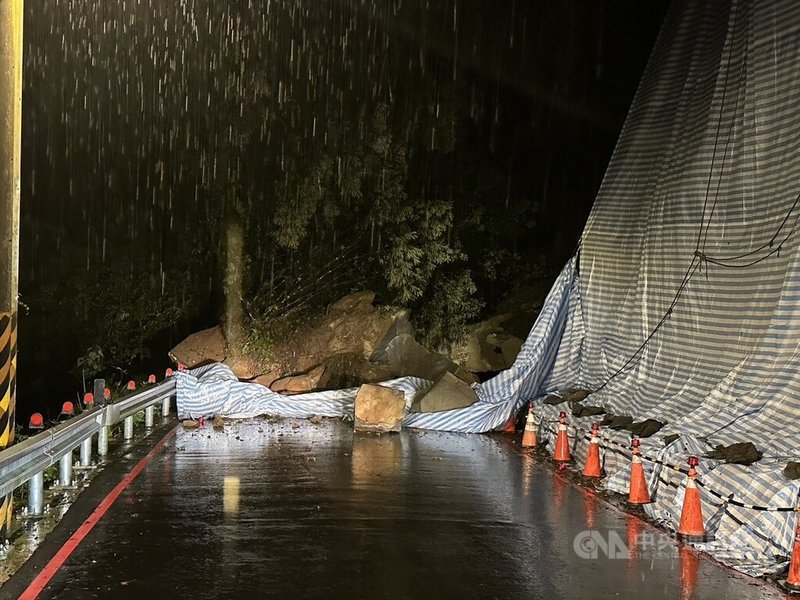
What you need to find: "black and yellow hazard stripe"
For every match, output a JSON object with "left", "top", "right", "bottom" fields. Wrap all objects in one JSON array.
[
  {"left": 0, "top": 495, "right": 11, "bottom": 537},
  {"left": 0, "top": 311, "right": 17, "bottom": 448},
  {"left": 0, "top": 311, "right": 16, "bottom": 538}
]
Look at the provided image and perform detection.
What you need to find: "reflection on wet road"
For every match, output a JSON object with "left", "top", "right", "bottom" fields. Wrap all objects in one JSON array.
[{"left": 25, "top": 420, "right": 782, "bottom": 599}]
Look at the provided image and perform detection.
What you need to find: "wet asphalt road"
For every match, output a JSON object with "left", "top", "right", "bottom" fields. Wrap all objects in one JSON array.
[{"left": 4, "top": 419, "right": 785, "bottom": 599}]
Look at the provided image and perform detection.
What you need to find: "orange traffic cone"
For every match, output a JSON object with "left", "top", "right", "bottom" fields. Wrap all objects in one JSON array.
[
  {"left": 782, "top": 510, "right": 800, "bottom": 591},
  {"left": 582, "top": 423, "right": 603, "bottom": 478},
  {"left": 554, "top": 411, "right": 571, "bottom": 462},
  {"left": 677, "top": 456, "right": 705, "bottom": 542},
  {"left": 521, "top": 404, "right": 538, "bottom": 448},
  {"left": 627, "top": 437, "right": 651, "bottom": 505}
]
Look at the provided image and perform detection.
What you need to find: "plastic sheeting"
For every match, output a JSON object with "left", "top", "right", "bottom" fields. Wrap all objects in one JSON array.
[
  {"left": 535, "top": 0, "right": 800, "bottom": 577},
  {"left": 177, "top": 365, "right": 431, "bottom": 421}
]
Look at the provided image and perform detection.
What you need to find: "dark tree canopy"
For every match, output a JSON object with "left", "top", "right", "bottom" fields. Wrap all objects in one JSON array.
[{"left": 17, "top": 1, "right": 668, "bottom": 409}]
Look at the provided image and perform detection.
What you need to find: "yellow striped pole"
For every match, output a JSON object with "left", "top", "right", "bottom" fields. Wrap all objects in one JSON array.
[{"left": 0, "top": 0, "right": 24, "bottom": 540}]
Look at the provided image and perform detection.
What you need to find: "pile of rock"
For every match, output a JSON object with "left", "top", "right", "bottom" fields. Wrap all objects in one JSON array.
[
  {"left": 170, "top": 289, "right": 535, "bottom": 429},
  {"left": 447, "top": 314, "right": 524, "bottom": 373}
]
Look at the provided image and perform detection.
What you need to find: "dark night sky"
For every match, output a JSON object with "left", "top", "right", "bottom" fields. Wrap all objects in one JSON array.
[{"left": 16, "top": 0, "right": 670, "bottom": 416}]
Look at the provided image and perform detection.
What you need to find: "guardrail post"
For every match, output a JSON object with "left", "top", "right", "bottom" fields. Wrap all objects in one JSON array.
[
  {"left": 27, "top": 471, "right": 43, "bottom": 516},
  {"left": 161, "top": 395, "right": 170, "bottom": 417},
  {"left": 80, "top": 435, "right": 92, "bottom": 467},
  {"left": 58, "top": 450, "right": 73, "bottom": 487},
  {"left": 98, "top": 425, "right": 109, "bottom": 456},
  {"left": 123, "top": 415, "right": 134, "bottom": 440},
  {"left": 145, "top": 405, "right": 154, "bottom": 428}
]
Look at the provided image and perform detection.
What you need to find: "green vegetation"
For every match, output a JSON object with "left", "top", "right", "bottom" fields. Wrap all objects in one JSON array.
[
  {"left": 32, "top": 69, "right": 551, "bottom": 388},
  {"left": 32, "top": 92, "right": 550, "bottom": 385},
  {"left": 35, "top": 257, "right": 207, "bottom": 382}
]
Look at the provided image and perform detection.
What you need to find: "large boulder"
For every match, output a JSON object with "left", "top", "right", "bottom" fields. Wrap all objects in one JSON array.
[
  {"left": 270, "top": 364, "right": 330, "bottom": 395},
  {"left": 277, "top": 292, "right": 411, "bottom": 373},
  {"left": 387, "top": 334, "right": 478, "bottom": 384},
  {"left": 170, "top": 290, "right": 410, "bottom": 388},
  {"left": 329, "top": 290, "right": 376, "bottom": 314},
  {"left": 169, "top": 326, "right": 226, "bottom": 368},
  {"left": 251, "top": 369, "right": 282, "bottom": 388},
  {"left": 224, "top": 354, "right": 266, "bottom": 380},
  {"left": 322, "top": 353, "right": 394, "bottom": 390},
  {"left": 448, "top": 315, "right": 524, "bottom": 373},
  {"left": 169, "top": 325, "right": 267, "bottom": 379},
  {"left": 269, "top": 354, "right": 392, "bottom": 394},
  {"left": 369, "top": 312, "right": 414, "bottom": 362},
  {"left": 354, "top": 383, "right": 406, "bottom": 433},
  {"left": 410, "top": 371, "right": 479, "bottom": 413}
]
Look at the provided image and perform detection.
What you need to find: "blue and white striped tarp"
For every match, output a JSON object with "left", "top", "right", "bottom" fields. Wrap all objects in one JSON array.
[
  {"left": 177, "top": 365, "right": 431, "bottom": 421},
  {"left": 533, "top": 0, "right": 800, "bottom": 577}
]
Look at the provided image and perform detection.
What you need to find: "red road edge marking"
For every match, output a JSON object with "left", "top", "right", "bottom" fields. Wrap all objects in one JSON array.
[{"left": 19, "top": 424, "right": 179, "bottom": 600}]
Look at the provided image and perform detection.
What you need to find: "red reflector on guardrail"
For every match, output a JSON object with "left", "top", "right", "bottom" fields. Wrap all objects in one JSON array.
[
  {"left": 127, "top": 380, "right": 136, "bottom": 391},
  {"left": 83, "top": 392, "right": 94, "bottom": 406},
  {"left": 165, "top": 368, "right": 174, "bottom": 377},
  {"left": 103, "top": 388, "right": 111, "bottom": 400},
  {"left": 28, "top": 413, "right": 44, "bottom": 429},
  {"left": 148, "top": 374, "right": 156, "bottom": 384},
  {"left": 61, "top": 401, "right": 75, "bottom": 417}
]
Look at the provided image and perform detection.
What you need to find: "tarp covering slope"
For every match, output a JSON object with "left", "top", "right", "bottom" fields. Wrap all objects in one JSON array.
[
  {"left": 547, "top": 0, "right": 800, "bottom": 431},
  {"left": 536, "top": 0, "right": 800, "bottom": 576}
]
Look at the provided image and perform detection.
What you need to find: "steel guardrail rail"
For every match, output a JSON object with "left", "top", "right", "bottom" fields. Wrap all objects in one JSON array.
[
  {"left": 0, "top": 378, "right": 176, "bottom": 501},
  {"left": 103, "top": 380, "right": 175, "bottom": 427}
]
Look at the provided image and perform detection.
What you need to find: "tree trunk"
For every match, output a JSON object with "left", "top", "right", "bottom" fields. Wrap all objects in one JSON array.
[{"left": 223, "top": 199, "right": 246, "bottom": 359}]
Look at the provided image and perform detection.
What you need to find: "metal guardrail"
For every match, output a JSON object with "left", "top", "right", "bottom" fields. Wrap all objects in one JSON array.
[{"left": 0, "top": 378, "right": 176, "bottom": 534}]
